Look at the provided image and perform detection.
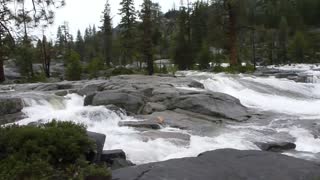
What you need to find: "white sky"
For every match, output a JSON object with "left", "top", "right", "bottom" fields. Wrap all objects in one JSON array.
[{"left": 44, "top": 0, "right": 194, "bottom": 39}]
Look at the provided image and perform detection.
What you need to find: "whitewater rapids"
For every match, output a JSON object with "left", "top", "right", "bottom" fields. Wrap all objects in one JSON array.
[{"left": 14, "top": 67, "right": 320, "bottom": 164}]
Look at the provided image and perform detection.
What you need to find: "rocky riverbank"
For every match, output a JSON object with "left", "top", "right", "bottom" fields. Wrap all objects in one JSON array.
[
  {"left": 1, "top": 74, "right": 320, "bottom": 179},
  {"left": 113, "top": 149, "right": 320, "bottom": 180}
]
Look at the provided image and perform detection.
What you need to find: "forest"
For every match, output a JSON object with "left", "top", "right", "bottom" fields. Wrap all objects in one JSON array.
[{"left": 1, "top": 0, "right": 320, "bottom": 82}]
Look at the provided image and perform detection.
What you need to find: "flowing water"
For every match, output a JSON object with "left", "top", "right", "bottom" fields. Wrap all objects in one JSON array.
[{"left": 11, "top": 65, "right": 320, "bottom": 164}]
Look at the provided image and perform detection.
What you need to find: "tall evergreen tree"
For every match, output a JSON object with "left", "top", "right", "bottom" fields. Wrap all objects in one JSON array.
[
  {"left": 278, "top": 16, "right": 288, "bottom": 64},
  {"left": 41, "top": 35, "right": 51, "bottom": 78},
  {"left": 56, "top": 26, "right": 65, "bottom": 55},
  {"left": 102, "top": 0, "right": 113, "bottom": 67},
  {"left": 75, "top": 30, "right": 85, "bottom": 60},
  {"left": 119, "top": 0, "right": 137, "bottom": 65},
  {"left": 173, "top": 7, "right": 193, "bottom": 70},
  {"left": 141, "top": 0, "right": 154, "bottom": 75},
  {"left": 0, "top": 0, "right": 64, "bottom": 82}
]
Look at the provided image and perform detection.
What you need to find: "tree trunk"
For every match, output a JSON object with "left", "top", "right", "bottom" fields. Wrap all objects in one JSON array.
[
  {"left": 227, "top": 3, "right": 238, "bottom": 66},
  {"left": 0, "top": 30, "right": 4, "bottom": 82},
  {"left": 0, "top": 57, "right": 4, "bottom": 82},
  {"left": 42, "top": 36, "right": 50, "bottom": 78}
]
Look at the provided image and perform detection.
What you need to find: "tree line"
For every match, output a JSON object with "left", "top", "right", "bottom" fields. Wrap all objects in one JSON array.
[{"left": 1, "top": 0, "right": 320, "bottom": 82}]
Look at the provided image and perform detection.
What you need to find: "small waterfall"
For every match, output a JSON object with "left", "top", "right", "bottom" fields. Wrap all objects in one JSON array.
[
  {"left": 11, "top": 68, "right": 320, "bottom": 164},
  {"left": 18, "top": 93, "right": 256, "bottom": 164}
]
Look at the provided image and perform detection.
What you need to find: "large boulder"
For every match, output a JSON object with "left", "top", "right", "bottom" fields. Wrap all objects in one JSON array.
[
  {"left": 142, "top": 102, "right": 167, "bottom": 114},
  {"left": 113, "top": 149, "right": 320, "bottom": 180},
  {"left": 169, "top": 93, "right": 250, "bottom": 121},
  {"left": 91, "top": 92, "right": 144, "bottom": 114},
  {"left": 86, "top": 131, "right": 106, "bottom": 163},
  {"left": 101, "top": 150, "right": 134, "bottom": 170},
  {"left": 0, "top": 97, "right": 23, "bottom": 116},
  {"left": 78, "top": 84, "right": 103, "bottom": 96}
]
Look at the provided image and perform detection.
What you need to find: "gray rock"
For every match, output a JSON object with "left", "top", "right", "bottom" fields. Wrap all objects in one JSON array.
[
  {"left": 112, "top": 149, "right": 320, "bottom": 180},
  {"left": 170, "top": 93, "right": 250, "bottom": 121},
  {"left": 102, "top": 149, "right": 126, "bottom": 161},
  {"left": 34, "top": 84, "right": 59, "bottom": 91},
  {"left": 0, "top": 97, "right": 23, "bottom": 116},
  {"left": 141, "top": 131, "right": 191, "bottom": 145},
  {"left": 84, "top": 93, "right": 96, "bottom": 106},
  {"left": 101, "top": 149, "right": 134, "bottom": 170},
  {"left": 110, "top": 158, "right": 135, "bottom": 170},
  {"left": 143, "top": 102, "right": 167, "bottom": 114},
  {"left": 136, "top": 110, "right": 223, "bottom": 134},
  {"left": 86, "top": 131, "right": 106, "bottom": 163},
  {"left": 54, "top": 90, "right": 68, "bottom": 97},
  {"left": 150, "top": 88, "right": 179, "bottom": 102},
  {"left": 78, "top": 84, "right": 102, "bottom": 96},
  {"left": 255, "top": 142, "right": 296, "bottom": 152},
  {"left": 119, "top": 120, "right": 162, "bottom": 130},
  {"left": 92, "top": 92, "right": 144, "bottom": 114},
  {"left": 188, "top": 80, "right": 204, "bottom": 89},
  {"left": 0, "top": 112, "right": 25, "bottom": 125}
]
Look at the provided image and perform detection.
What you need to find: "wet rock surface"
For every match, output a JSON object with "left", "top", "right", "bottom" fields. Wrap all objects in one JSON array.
[
  {"left": 112, "top": 149, "right": 320, "bottom": 180},
  {"left": 255, "top": 141, "right": 296, "bottom": 152}
]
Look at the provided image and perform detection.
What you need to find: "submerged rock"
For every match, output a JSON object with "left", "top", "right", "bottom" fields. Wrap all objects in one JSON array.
[
  {"left": 113, "top": 149, "right": 320, "bottom": 180},
  {"left": 119, "top": 120, "right": 162, "bottom": 130},
  {"left": 188, "top": 80, "right": 204, "bottom": 89},
  {"left": 255, "top": 142, "right": 296, "bottom": 152}
]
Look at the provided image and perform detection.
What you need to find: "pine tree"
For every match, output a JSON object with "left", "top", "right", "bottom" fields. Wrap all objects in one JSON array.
[
  {"left": 278, "top": 16, "right": 288, "bottom": 64},
  {"left": 41, "top": 35, "right": 51, "bottom": 78},
  {"left": 56, "top": 26, "right": 65, "bottom": 54},
  {"left": 225, "top": 0, "right": 239, "bottom": 66},
  {"left": 0, "top": 0, "right": 64, "bottom": 82},
  {"left": 191, "top": 1, "right": 209, "bottom": 66},
  {"left": 141, "top": 0, "right": 154, "bottom": 75},
  {"left": 75, "top": 30, "right": 85, "bottom": 60},
  {"left": 173, "top": 7, "right": 193, "bottom": 70},
  {"left": 119, "top": 0, "right": 137, "bottom": 65},
  {"left": 289, "top": 31, "right": 307, "bottom": 63},
  {"left": 102, "top": 0, "right": 113, "bottom": 67}
]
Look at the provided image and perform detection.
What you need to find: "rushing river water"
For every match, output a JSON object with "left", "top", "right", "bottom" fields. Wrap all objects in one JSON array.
[{"left": 12, "top": 65, "right": 320, "bottom": 164}]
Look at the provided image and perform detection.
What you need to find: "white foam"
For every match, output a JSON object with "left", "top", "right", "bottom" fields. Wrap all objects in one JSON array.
[
  {"left": 181, "top": 72, "right": 320, "bottom": 118},
  {"left": 18, "top": 94, "right": 256, "bottom": 164}
]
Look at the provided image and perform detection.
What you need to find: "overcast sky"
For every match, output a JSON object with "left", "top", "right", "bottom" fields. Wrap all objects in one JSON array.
[{"left": 44, "top": 0, "right": 194, "bottom": 38}]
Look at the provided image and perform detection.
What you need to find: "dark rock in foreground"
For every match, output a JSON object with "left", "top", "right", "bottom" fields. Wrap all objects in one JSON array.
[
  {"left": 86, "top": 131, "right": 106, "bottom": 163},
  {"left": 255, "top": 141, "right": 296, "bottom": 152},
  {"left": 112, "top": 149, "right": 320, "bottom": 180},
  {"left": 101, "top": 150, "right": 134, "bottom": 170}
]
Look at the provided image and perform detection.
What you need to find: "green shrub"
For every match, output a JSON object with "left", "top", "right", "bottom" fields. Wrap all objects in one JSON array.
[
  {"left": 111, "top": 67, "right": 134, "bottom": 76},
  {"left": 212, "top": 65, "right": 226, "bottom": 73},
  {"left": 167, "top": 65, "right": 178, "bottom": 75},
  {"left": 26, "top": 72, "right": 48, "bottom": 83},
  {"left": 0, "top": 121, "right": 111, "bottom": 180},
  {"left": 87, "top": 57, "right": 105, "bottom": 79},
  {"left": 65, "top": 51, "right": 82, "bottom": 81},
  {"left": 212, "top": 64, "right": 255, "bottom": 74}
]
